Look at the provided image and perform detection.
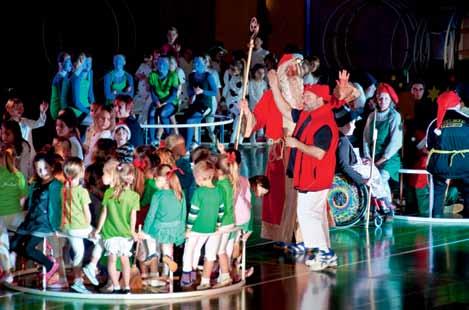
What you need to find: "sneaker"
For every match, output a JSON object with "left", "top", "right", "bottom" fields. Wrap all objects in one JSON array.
[
  {"left": 71, "top": 279, "right": 91, "bottom": 294},
  {"left": 45, "top": 259, "right": 59, "bottom": 282},
  {"left": 306, "top": 250, "right": 338, "bottom": 271},
  {"left": 82, "top": 264, "right": 99, "bottom": 286},
  {"left": 143, "top": 279, "right": 168, "bottom": 287},
  {"left": 180, "top": 271, "right": 193, "bottom": 288},
  {"left": 287, "top": 242, "right": 307, "bottom": 254},
  {"left": 47, "top": 274, "right": 69, "bottom": 289},
  {"left": 196, "top": 283, "right": 211, "bottom": 290},
  {"left": 444, "top": 203, "right": 464, "bottom": 214},
  {"left": 119, "top": 288, "right": 131, "bottom": 294},
  {"left": 212, "top": 277, "right": 232, "bottom": 288}
]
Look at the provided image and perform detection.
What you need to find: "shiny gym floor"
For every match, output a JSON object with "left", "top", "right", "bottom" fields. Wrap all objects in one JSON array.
[{"left": 2, "top": 146, "right": 469, "bottom": 309}]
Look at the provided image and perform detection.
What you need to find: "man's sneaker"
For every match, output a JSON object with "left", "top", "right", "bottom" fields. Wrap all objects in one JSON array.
[
  {"left": 82, "top": 264, "right": 99, "bottom": 286},
  {"left": 71, "top": 279, "right": 91, "bottom": 294},
  {"left": 306, "top": 250, "right": 338, "bottom": 271}
]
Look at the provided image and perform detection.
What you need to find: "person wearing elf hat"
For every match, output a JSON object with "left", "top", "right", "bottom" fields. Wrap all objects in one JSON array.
[
  {"left": 363, "top": 83, "right": 403, "bottom": 206},
  {"left": 243, "top": 66, "right": 358, "bottom": 269},
  {"left": 426, "top": 91, "right": 469, "bottom": 218}
]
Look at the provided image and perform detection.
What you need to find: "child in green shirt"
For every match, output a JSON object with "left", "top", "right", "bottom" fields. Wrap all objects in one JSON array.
[
  {"left": 141, "top": 164, "right": 186, "bottom": 283},
  {"left": 93, "top": 160, "right": 140, "bottom": 294},
  {"left": 61, "top": 158, "right": 103, "bottom": 293},
  {"left": 181, "top": 160, "right": 225, "bottom": 290}
]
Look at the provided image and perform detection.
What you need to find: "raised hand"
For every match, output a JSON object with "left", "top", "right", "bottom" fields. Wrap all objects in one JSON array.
[
  {"left": 39, "top": 101, "right": 49, "bottom": 113},
  {"left": 336, "top": 70, "right": 350, "bottom": 89}
]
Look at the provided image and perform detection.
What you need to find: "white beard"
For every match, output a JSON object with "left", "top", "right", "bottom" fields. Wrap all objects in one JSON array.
[{"left": 277, "top": 60, "right": 304, "bottom": 110}]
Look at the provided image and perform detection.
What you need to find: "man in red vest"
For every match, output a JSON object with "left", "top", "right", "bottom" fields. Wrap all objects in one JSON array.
[{"left": 242, "top": 70, "right": 358, "bottom": 270}]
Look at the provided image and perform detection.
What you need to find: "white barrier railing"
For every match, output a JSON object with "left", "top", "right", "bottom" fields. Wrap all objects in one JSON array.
[{"left": 140, "top": 116, "right": 234, "bottom": 144}]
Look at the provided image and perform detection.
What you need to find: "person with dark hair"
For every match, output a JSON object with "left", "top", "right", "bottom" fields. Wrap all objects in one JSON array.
[
  {"left": 113, "top": 94, "right": 144, "bottom": 147},
  {"left": 50, "top": 52, "right": 73, "bottom": 119},
  {"left": 104, "top": 55, "right": 134, "bottom": 106},
  {"left": 56, "top": 110, "right": 83, "bottom": 160},
  {"left": 185, "top": 56, "right": 218, "bottom": 149},
  {"left": 147, "top": 56, "right": 180, "bottom": 144},
  {"left": 161, "top": 26, "right": 181, "bottom": 57},
  {"left": 251, "top": 37, "right": 270, "bottom": 68},
  {"left": 1, "top": 120, "right": 33, "bottom": 177},
  {"left": 10, "top": 151, "right": 63, "bottom": 286}
]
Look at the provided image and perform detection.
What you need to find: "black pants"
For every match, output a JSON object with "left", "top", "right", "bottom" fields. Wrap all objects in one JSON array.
[
  {"left": 433, "top": 175, "right": 469, "bottom": 218},
  {"left": 10, "top": 234, "right": 53, "bottom": 271}
]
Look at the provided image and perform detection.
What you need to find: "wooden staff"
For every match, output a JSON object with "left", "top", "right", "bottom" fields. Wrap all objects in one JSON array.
[
  {"left": 365, "top": 113, "right": 378, "bottom": 228},
  {"left": 234, "top": 17, "right": 260, "bottom": 150}
]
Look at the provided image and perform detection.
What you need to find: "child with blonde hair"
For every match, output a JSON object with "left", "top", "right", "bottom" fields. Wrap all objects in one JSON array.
[
  {"left": 181, "top": 160, "right": 225, "bottom": 290},
  {"left": 92, "top": 160, "right": 140, "bottom": 294},
  {"left": 61, "top": 157, "right": 103, "bottom": 293},
  {"left": 141, "top": 164, "right": 186, "bottom": 284},
  {"left": 83, "top": 105, "right": 114, "bottom": 167},
  {"left": 212, "top": 151, "right": 238, "bottom": 287}
]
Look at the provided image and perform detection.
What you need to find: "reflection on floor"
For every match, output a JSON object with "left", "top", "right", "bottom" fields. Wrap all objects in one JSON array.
[{"left": 2, "top": 145, "right": 469, "bottom": 309}]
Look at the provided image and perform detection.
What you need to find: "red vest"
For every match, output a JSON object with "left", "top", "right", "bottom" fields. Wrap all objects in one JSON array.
[{"left": 292, "top": 105, "right": 339, "bottom": 191}]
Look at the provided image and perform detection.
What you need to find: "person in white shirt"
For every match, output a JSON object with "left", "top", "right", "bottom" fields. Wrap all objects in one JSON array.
[
  {"left": 251, "top": 37, "right": 270, "bottom": 68},
  {"left": 3, "top": 98, "right": 48, "bottom": 153}
]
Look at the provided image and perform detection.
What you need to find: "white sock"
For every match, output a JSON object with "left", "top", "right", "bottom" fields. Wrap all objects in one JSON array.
[{"left": 113, "top": 285, "right": 121, "bottom": 290}]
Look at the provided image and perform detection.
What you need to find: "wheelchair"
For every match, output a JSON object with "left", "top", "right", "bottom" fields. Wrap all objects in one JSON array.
[{"left": 327, "top": 174, "right": 388, "bottom": 228}]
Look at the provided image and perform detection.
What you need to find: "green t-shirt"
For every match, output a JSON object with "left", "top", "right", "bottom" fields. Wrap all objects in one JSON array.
[
  {"left": 0, "top": 167, "right": 28, "bottom": 216},
  {"left": 62, "top": 186, "right": 91, "bottom": 230},
  {"left": 216, "top": 178, "right": 234, "bottom": 226},
  {"left": 101, "top": 188, "right": 140, "bottom": 239},
  {"left": 148, "top": 71, "right": 179, "bottom": 104},
  {"left": 187, "top": 186, "right": 225, "bottom": 234},
  {"left": 141, "top": 178, "right": 158, "bottom": 207}
]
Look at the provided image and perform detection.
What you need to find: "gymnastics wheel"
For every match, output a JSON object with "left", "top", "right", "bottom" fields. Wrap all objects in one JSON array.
[{"left": 327, "top": 174, "right": 369, "bottom": 228}]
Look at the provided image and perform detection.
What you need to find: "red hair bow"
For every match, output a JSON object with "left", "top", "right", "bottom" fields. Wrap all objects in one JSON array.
[
  {"left": 133, "top": 158, "right": 147, "bottom": 171},
  {"left": 166, "top": 167, "right": 184, "bottom": 179},
  {"left": 226, "top": 152, "right": 237, "bottom": 163}
]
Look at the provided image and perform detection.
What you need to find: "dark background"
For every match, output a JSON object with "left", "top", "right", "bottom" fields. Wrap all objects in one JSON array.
[{"left": 1, "top": 0, "right": 469, "bottom": 119}]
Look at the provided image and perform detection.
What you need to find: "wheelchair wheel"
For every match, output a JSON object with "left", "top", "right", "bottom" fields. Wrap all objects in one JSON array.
[{"left": 328, "top": 174, "right": 369, "bottom": 228}]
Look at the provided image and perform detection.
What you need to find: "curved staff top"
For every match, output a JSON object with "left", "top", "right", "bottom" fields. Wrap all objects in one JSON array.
[{"left": 234, "top": 17, "right": 260, "bottom": 150}]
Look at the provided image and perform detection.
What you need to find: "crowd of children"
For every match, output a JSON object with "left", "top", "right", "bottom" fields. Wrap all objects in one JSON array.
[{"left": 0, "top": 98, "right": 270, "bottom": 294}]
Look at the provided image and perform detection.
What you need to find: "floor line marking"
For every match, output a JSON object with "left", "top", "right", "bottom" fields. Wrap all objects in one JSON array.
[{"left": 245, "top": 237, "right": 469, "bottom": 289}]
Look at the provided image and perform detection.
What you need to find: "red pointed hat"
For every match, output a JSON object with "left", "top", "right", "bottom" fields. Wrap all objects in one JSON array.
[
  {"left": 436, "top": 91, "right": 461, "bottom": 130},
  {"left": 377, "top": 83, "right": 399, "bottom": 104},
  {"left": 278, "top": 54, "right": 294, "bottom": 67},
  {"left": 304, "top": 84, "right": 331, "bottom": 102}
]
